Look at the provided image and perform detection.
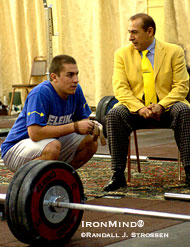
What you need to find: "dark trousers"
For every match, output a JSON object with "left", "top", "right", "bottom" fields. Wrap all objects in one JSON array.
[{"left": 106, "top": 102, "right": 190, "bottom": 171}]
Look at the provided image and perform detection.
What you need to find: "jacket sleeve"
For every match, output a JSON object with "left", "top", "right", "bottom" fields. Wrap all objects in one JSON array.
[
  {"left": 158, "top": 46, "right": 189, "bottom": 108},
  {"left": 112, "top": 49, "right": 145, "bottom": 112}
]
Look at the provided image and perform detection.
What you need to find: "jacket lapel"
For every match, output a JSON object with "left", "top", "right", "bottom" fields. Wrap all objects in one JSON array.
[
  {"left": 154, "top": 40, "right": 166, "bottom": 80},
  {"left": 131, "top": 47, "right": 142, "bottom": 73}
]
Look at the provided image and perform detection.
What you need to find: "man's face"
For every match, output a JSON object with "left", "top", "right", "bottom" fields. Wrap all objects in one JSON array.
[
  {"left": 52, "top": 63, "right": 79, "bottom": 99},
  {"left": 128, "top": 18, "right": 154, "bottom": 51}
]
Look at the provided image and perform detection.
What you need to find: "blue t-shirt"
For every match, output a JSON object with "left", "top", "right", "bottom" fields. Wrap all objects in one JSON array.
[{"left": 1, "top": 80, "right": 91, "bottom": 158}]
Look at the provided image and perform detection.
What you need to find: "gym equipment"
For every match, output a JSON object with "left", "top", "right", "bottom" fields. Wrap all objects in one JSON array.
[
  {"left": 164, "top": 193, "right": 190, "bottom": 201},
  {"left": 96, "top": 96, "right": 118, "bottom": 137},
  {"left": 5, "top": 160, "right": 84, "bottom": 245},
  {"left": 0, "top": 160, "right": 190, "bottom": 245}
]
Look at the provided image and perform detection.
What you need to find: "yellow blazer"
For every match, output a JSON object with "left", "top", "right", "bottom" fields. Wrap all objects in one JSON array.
[{"left": 113, "top": 39, "right": 190, "bottom": 112}]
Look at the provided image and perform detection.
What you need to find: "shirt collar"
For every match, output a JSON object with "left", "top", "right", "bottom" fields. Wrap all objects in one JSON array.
[{"left": 147, "top": 38, "right": 155, "bottom": 54}]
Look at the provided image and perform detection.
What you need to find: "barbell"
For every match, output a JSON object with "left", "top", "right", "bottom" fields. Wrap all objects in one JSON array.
[{"left": 0, "top": 159, "right": 190, "bottom": 245}]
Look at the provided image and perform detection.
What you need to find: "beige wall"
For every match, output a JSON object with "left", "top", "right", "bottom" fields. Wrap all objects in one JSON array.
[
  {"left": 0, "top": 0, "right": 166, "bottom": 106},
  {"left": 147, "top": 0, "right": 165, "bottom": 41}
]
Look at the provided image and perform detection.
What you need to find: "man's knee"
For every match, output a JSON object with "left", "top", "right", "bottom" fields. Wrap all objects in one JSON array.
[
  {"left": 108, "top": 105, "right": 123, "bottom": 118},
  {"left": 75, "top": 135, "right": 98, "bottom": 158},
  {"left": 42, "top": 140, "right": 61, "bottom": 159},
  {"left": 70, "top": 135, "right": 98, "bottom": 169},
  {"left": 107, "top": 105, "right": 130, "bottom": 124},
  {"left": 171, "top": 102, "right": 190, "bottom": 116},
  {"left": 90, "top": 138, "right": 98, "bottom": 154}
]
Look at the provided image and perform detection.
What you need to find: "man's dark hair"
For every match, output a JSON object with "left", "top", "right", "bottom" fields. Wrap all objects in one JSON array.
[
  {"left": 130, "top": 13, "right": 156, "bottom": 35},
  {"left": 49, "top": 54, "right": 76, "bottom": 77}
]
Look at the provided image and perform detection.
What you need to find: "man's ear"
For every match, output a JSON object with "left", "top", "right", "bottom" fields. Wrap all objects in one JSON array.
[
  {"left": 147, "top": 26, "right": 154, "bottom": 36},
  {"left": 50, "top": 73, "right": 58, "bottom": 82}
]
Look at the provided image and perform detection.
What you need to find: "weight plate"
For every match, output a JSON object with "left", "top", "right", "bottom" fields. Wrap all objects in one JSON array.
[
  {"left": 96, "top": 96, "right": 111, "bottom": 124},
  {"left": 43, "top": 185, "right": 70, "bottom": 224},
  {"left": 96, "top": 96, "right": 118, "bottom": 137},
  {"left": 5, "top": 160, "right": 43, "bottom": 244},
  {"left": 16, "top": 160, "right": 84, "bottom": 245}
]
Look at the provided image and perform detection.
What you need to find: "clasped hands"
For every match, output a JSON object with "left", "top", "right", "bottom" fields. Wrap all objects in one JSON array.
[
  {"left": 74, "top": 119, "right": 106, "bottom": 145},
  {"left": 138, "top": 103, "right": 164, "bottom": 120}
]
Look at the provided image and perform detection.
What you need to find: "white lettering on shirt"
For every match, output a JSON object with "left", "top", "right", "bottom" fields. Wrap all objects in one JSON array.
[{"left": 47, "top": 114, "right": 73, "bottom": 125}]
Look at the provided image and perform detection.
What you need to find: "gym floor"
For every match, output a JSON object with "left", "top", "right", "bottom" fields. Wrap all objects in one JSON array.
[
  {"left": 1, "top": 191, "right": 190, "bottom": 247},
  {"left": 0, "top": 115, "right": 189, "bottom": 247}
]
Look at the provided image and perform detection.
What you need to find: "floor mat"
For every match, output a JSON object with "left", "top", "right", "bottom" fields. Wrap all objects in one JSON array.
[{"left": 1, "top": 157, "right": 190, "bottom": 201}]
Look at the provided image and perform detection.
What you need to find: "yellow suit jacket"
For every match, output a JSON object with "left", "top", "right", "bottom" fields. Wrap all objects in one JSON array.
[{"left": 113, "top": 39, "right": 190, "bottom": 112}]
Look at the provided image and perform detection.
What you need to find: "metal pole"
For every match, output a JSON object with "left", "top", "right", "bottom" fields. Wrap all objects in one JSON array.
[
  {"left": 44, "top": 6, "right": 53, "bottom": 70},
  {"left": 93, "top": 154, "right": 149, "bottom": 161},
  {"left": 0, "top": 194, "right": 6, "bottom": 201},
  {"left": 164, "top": 193, "right": 190, "bottom": 201},
  {"left": 44, "top": 201, "right": 190, "bottom": 222}
]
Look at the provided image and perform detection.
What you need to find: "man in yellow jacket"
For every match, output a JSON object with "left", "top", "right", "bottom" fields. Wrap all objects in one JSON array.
[{"left": 104, "top": 13, "right": 190, "bottom": 191}]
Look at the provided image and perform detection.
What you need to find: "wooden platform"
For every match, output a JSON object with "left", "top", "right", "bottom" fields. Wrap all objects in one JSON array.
[{"left": 0, "top": 189, "right": 190, "bottom": 247}]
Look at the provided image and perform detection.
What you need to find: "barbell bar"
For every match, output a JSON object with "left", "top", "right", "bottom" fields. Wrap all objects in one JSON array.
[
  {"left": 44, "top": 200, "right": 190, "bottom": 222},
  {"left": 2, "top": 192, "right": 190, "bottom": 222},
  {"left": 1, "top": 159, "right": 190, "bottom": 245},
  {"left": 0, "top": 194, "right": 6, "bottom": 201},
  {"left": 164, "top": 193, "right": 190, "bottom": 201}
]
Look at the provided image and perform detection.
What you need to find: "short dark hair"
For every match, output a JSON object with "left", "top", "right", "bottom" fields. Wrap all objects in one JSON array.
[
  {"left": 49, "top": 54, "right": 77, "bottom": 76},
  {"left": 129, "top": 13, "right": 156, "bottom": 35}
]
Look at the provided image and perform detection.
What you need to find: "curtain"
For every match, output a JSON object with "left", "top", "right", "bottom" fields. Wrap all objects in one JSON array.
[
  {"left": 164, "top": 0, "right": 190, "bottom": 67},
  {"left": 0, "top": 0, "right": 47, "bottom": 102},
  {"left": 47, "top": 0, "right": 147, "bottom": 106},
  {"left": 0, "top": 0, "right": 147, "bottom": 107}
]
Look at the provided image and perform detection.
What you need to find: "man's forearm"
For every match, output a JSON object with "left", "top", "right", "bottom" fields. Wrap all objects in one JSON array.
[{"left": 27, "top": 123, "right": 75, "bottom": 142}]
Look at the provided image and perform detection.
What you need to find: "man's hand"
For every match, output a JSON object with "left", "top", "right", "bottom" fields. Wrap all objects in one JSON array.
[
  {"left": 138, "top": 104, "right": 164, "bottom": 120},
  {"left": 74, "top": 120, "right": 106, "bottom": 145},
  {"left": 91, "top": 120, "right": 106, "bottom": 145},
  {"left": 148, "top": 104, "right": 164, "bottom": 120},
  {"left": 138, "top": 107, "right": 154, "bottom": 119},
  {"left": 75, "top": 120, "right": 95, "bottom": 135}
]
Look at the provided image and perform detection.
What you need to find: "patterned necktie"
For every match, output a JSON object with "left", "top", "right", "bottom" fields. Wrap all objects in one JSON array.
[{"left": 141, "top": 50, "right": 157, "bottom": 106}]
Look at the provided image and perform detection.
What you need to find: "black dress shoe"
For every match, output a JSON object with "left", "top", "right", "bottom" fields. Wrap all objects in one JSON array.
[{"left": 103, "top": 172, "right": 126, "bottom": 192}]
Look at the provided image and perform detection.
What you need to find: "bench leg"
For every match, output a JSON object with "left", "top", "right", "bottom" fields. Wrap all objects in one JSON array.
[{"left": 8, "top": 88, "right": 16, "bottom": 116}]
